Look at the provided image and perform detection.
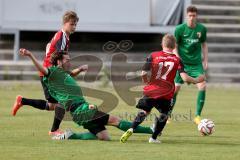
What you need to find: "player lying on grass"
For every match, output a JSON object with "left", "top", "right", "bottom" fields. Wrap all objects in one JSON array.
[
  {"left": 17, "top": 48, "right": 154, "bottom": 140},
  {"left": 120, "top": 34, "right": 205, "bottom": 143},
  {"left": 11, "top": 11, "right": 79, "bottom": 136}
]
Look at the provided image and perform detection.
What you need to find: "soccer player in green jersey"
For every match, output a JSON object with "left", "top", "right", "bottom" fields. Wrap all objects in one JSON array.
[
  {"left": 17, "top": 48, "right": 154, "bottom": 141},
  {"left": 12, "top": 11, "right": 79, "bottom": 136},
  {"left": 170, "top": 6, "right": 208, "bottom": 124}
]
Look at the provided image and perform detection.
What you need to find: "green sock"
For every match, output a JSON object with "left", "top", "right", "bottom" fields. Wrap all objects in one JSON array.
[
  {"left": 117, "top": 120, "right": 153, "bottom": 134},
  {"left": 168, "top": 92, "right": 178, "bottom": 116},
  {"left": 196, "top": 90, "right": 206, "bottom": 116},
  {"left": 69, "top": 132, "right": 97, "bottom": 140}
]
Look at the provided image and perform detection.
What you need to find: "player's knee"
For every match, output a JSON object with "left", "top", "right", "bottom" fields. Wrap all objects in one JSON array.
[
  {"left": 160, "top": 112, "right": 169, "bottom": 121},
  {"left": 139, "top": 110, "right": 149, "bottom": 116},
  {"left": 48, "top": 103, "right": 57, "bottom": 110},
  {"left": 98, "top": 136, "right": 110, "bottom": 141},
  {"left": 197, "top": 81, "right": 206, "bottom": 90},
  {"left": 47, "top": 106, "right": 54, "bottom": 111},
  {"left": 97, "top": 131, "right": 110, "bottom": 141},
  {"left": 108, "top": 115, "right": 120, "bottom": 126},
  {"left": 175, "top": 85, "right": 181, "bottom": 93}
]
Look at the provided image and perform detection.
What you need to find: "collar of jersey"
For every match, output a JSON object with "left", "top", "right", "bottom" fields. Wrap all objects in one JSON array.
[{"left": 163, "top": 50, "right": 173, "bottom": 54}]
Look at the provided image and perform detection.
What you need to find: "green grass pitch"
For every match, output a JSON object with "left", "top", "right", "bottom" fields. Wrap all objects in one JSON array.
[{"left": 0, "top": 82, "right": 240, "bottom": 160}]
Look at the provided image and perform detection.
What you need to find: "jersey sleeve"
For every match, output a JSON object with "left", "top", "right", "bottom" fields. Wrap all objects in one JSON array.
[
  {"left": 178, "top": 60, "right": 185, "bottom": 73},
  {"left": 174, "top": 25, "right": 182, "bottom": 44},
  {"left": 55, "top": 32, "right": 67, "bottom": 51},
  {"left": 142, "top": 54, "right": 152, "bottom": 71},
  {"left": 200, "top": 26, "right": 207, "bottom": 43}
]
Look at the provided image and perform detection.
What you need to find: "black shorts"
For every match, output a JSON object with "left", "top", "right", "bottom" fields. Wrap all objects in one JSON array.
[
  {"left": 136, "top": 96, "right": 173, "bottom": 114},
  {"left": 40, "top": 77, "right": 58, "bottom": 103},
  {"left": 83, "top": 111, "right": 110, "bottom": 135}
]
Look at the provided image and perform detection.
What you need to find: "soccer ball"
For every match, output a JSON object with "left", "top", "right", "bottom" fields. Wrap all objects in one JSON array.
[{"left": 197, "top": 119, "right": 215, "bottom": 136}]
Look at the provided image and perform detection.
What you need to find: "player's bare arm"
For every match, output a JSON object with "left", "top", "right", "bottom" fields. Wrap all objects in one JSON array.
[
  {"left": 19, "top": 48, "right": 48, "bottom": 76},
  {"left": 202, "top": 42, "right": 208, "bottom": 70},
  {"left": 141, "top": 70, "right": 149, "bottom": 84},
  {"left": 70, "top": 64, "right": 88, "bottom": 77}
]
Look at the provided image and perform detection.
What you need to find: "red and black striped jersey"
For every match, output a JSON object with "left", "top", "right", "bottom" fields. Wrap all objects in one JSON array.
[{"left": 40, "top": 30, "right": 69, "bottom": 76}]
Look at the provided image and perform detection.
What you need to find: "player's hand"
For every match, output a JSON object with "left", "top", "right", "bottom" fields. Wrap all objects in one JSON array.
[
  {"left": 78, "top": 65, "right": 88, "bottom": 72},
  {"left": 197, "top": 74, "right": 206, "bottom": 83},
  {"left": 89, "top": 104, "right": 96, "bottom": 110},
  {"left": 203, "top": 61, "right": 208, "bottom": 70},
  {"left": 141, "top": 71, "right": 149, "bottom": 84},
  {"left": 19, "top": 48, "right": 32, "bottom": 57}
]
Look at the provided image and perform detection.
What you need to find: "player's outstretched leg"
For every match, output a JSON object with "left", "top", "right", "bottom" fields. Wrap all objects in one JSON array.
[
  {"left": 119, "top": 110, "right": 149, "bottom": 143},
  {"left": 120, "top": 128, "right": 133, "bottom": 143},
  {"left": 12, "top": 95, "right": 23, "bottom": 116},
  {"left": 105, "top": 113, "right": 152, "bottom": 134},
  {"left": 52, "top": 129, "right": 97, "bottom": 140},
  {"left": 11, "top": 96, "right": 52, "bottom": 116},
  {"left": 117, "top": 119, "right": 153, "bottom": 134}
]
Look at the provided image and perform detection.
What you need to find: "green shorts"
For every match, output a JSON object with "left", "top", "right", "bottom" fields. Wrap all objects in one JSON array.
[
  {"left": 71, "top": 102, "right": 97, "bottom": 126},
  {"left": 175, "top": 63, "right": 205, "bottom": 85},
  {"left": 70, "top": 102, "right": 110, "bottom": 135}
]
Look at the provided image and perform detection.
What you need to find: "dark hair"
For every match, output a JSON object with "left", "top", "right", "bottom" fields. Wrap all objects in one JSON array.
[
  {"left": 63, "top": 11, "right": 79, "bottom": 24},
  {"left": 187, "top": 5, "right": 198, "bottom": 13},
  {"left": 50, "top": 51, "right": 68, "bottom": 66}
]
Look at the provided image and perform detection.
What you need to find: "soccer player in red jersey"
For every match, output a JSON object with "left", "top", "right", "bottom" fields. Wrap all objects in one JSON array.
[
  {"left": 120, "top": 34, "right": 205, "bottom": 143},
  {"left": 11, "top": 11, "right": 79, "bottom": 135}
]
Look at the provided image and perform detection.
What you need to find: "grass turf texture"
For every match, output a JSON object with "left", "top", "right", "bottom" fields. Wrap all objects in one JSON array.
[{"left": 0, "top": 82, "right": 240, "bottom": 160}]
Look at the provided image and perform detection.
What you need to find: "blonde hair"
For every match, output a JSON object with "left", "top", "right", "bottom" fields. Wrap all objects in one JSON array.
[
  {"left": 162, "top": 34, "right": 176, "bottom": 49},
  {"left": 62, "top": 11, "right": 79, "bottom": 24}
]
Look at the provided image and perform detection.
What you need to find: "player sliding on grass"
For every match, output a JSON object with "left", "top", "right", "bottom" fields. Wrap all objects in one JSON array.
[
  {"left": 120, "top": 34, "right": 205, "bottom": 143},
  {"left": 17, "top": 48, "right": 154, "bottom": 140},
  {"left": 12, "top": 11, "right": 79, "bottom": 136}
]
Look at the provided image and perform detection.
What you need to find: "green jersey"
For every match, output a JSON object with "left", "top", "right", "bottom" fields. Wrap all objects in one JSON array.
[
  {"left": 43, "top": 66, "right": 98, "bottom": 126},
  {"left": 174, "top": 23, "right": 207, "bottom": 65},
  {"left": 42, "top": 66, "right": 86, "bottom": 110}
]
